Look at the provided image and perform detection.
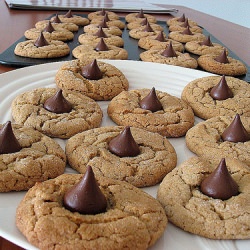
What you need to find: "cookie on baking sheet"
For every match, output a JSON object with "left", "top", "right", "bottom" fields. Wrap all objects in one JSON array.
[
  {"left": 66, "top": 126, "right": 177, "bottom": 187},
  {"left": 14, "top": 39, "right": 70, "bottom": 59},
  {"left": 140, "top": 49, "right": 198, "bottom": 69},
  {"left": 55, "top": 59, "right": 129, "bottom": 101},
  {"left": 185, "top": 115, "right": 250, "bottom": 165},
  {"left": 88, "top": 10, "right": 119, "bottom": 21},
  {"left": 107, "top": 88, "right": 195, "bottom": 137},
  {"left": 16, "top": 173, "right": 167, "bottom": 250},
  {"left": 72, "top": 43, "right": 128, "bottom": 60},
  {"left": 197, "top": 53, "right": 247, "bottom": 76},
  {"left": 11, "top": 88, "right": 103, "bottom": 139},
  {"left": 128, "top": 24, "right": 160, "bottom": 40},
  {"left": 83, "top": 23, "right": 123, "bottom": 36},
  {"left": 125, "top": 10, "right": 157, "bottom": 23},
  {"left": 24, "top": 27, "right": 74, "bottom": 41},
  {"left": 166, "top": 14, "right": 198, "bottom": 27},
  {"left": 35, "top": 19, "right": 79, "bottom": 32},
  {"left": 168, "top": 28, "right": 206, "bottom": 43},
  {"left": 138, "top": 32, "right": 184, "bottom": 51},
  {"left": 127, "top": 20, "right": 163, "bottom": 31},
  {"left": 90, "top": 17, "right": 125, "bottom": 29},
  {"left": 0, "top": 123, "right": 66, "bottom": 192},
  {"left": 181, "top": 75, "right": 250, "bottom": 119},
  {"left": 168, "top": 23, "right": 203, "bottom": 33},
  {"left": 157, "top": 156, "right": 250, "bottom": 239},
  {"left": 53, "top": 11, "right": 90, "bottom": 26},
  {"left": 78, "top": 32, "right": 124, "bottom": 47}
]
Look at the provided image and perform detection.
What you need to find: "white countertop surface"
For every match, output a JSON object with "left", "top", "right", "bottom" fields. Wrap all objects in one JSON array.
[{"left": 146, "top": 0, "right": 250, "bottom": 28}]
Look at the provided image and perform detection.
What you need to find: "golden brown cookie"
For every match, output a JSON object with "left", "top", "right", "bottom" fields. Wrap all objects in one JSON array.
[
  {"left": 197, "top": 54, "right": 247, "bottom": 76},
  {"left": 0, "top": 123, "right": 66, "bottom": 192},
  {"left": 166, "top": 15, "right": 198, "bottom": 27},
  {"left": 35, "top": 20, "right": 79, "bottom": 32},
  {"left": 78, "top": 32, "right": 124, "bottom": 47},
  {"left": 127, "top": 21, "right": 163, "bottom": 31},
  {"left": 125, "top": 12, "right": 157, "bottom": 23},
  {"left": 54, "top": 13, "right": 90, "bottom": 26},
  {"left": 24, "top": 27, "right": 74, "bottom": 41},
  {"left": 90, "top": 18, "right": 125, "bottom": 29},
  {"left": 72, "top": 44, "right": 128, "bottom": 60},
  {"left": 168, "top": 30, "right": 206, "bottom": 43},
  {"left": 168, "top": 24, "right": 203, "bottom": 33},
  {"left": 16, "top": 173, "right": 167, "bottom": 250},
  {"left": 181, "top": 76, "right": 250, "bottom": 119},
  {"left": 157, "top": 156, "right": 250, "bottom": 239},
  {"left": 185, "top": 115, "right": 250, "bottom": 165},
  {"left": 107, "top": 88, "right": 195, "bottom": 137},
  {"left": 11, "top": 88, "right": 103, "bottom": 139},
  {"left": 55, "top": 59, "right": 129, "bottom": 101},
  {"left": 140, "top": 49, "right": 198, "bottom": 69},
  {"left": 14, "top": 39, "right": 70, "bottom": 59},
  {"left": 128, "top": 25, "right": 160, "bottom": 40},
  {"left": 88, "top": 10, "right": 119, "bottom": 21},
  {"left": 66, "top": 126, "right": 177, "bottom": 187},
  {"left": 83, "top": 24, "right": 123, "bottom": 36}
]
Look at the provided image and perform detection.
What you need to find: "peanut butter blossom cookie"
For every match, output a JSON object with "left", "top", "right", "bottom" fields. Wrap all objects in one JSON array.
[
  {"left": 14, "top": 32, "right": 70, "bottom": 59},
  {"left": 16, "top": 169, "right": 167, "bottom": 249},
  {"left": 166, "top": 14, "right": 198, "bottom": 27},
  {"left": 88, "top": 9, "right": 119, "bottom": 21},
  {"left": 125, "top": 9, "right": 157, "bottom": 23},
  {"left": 0, "top": 122, "right": 66, "bottom": 192},
  {"left": 181, "top": 75, "right": 250, "bottom": 119},
  {"left": 55, "top": 59, "right": 129, "bottom": 101},
  {"left": 197, "top": 49, "right": 248, "bottom": 76},
  {"left": 66, "top": 126, "right": 177, "bottom": 187},
  {"left": 83, "top": 23, "right": 123, "bottom": 36},
  {"left": 11, "top": 88, "right": 102, "bottom": 139},
  {"left": 108, "top": 88, "right": 194, "bottom": 137},
  {"left": 157, "top": 156, "right": 250, "bottom": 239},
  {"left": 185, "top": 114, "right": 250, "bottom": 165}
]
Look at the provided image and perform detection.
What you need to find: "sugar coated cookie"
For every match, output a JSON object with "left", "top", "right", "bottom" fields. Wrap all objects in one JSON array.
[
  {"left": 157, "top": 156, "right": 250, "bottom": 239},
  {"left": 108, "top": 88, "right": 194, "bottom": 137},
  {"left": 0, "top": 123, "right": 66, "bottom": 192},
  {"left": 11, "top": 88, "right": 103, "bottom": 139},
  {"left": 66, "top": 126, "right": 177, "bottom": 187}
]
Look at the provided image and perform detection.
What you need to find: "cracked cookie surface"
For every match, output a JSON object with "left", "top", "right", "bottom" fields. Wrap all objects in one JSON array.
[
  {"left": 11, "top": 88, "right": 102, "bottom": 139},
  {"left": 108, "top": 89, "right": 195, "bottom": 137},
  {"left": 157, "top": 156, "right": 250, "bottom": 239},
  {"left": 185, "top": 116, "right": 250, "bottom": 165},
  {"left": 55, "top": 59, "right": 129, "bottom": 101},
  {"left": 16, "top": 173, "right": 167, "bottom": 250},
  {"left": 65, "top": 126, "right": 177, "bottom": 187},
  {"left": 181, "top": 76, "right": 250, "bottom": 119},
  {"left": 168, "top": 31, "right": 206, "bottom": 43},
  {"left": 0, "top": 124, "right": 66, "bottom": 192}
]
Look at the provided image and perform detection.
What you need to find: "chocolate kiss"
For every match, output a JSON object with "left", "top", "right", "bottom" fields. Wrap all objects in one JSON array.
[
  {"left": 81, "top": 59, "right": 103, "bottom": 80},
  {"left": 0, "top": 121, "right": 22, "bottom": 154},
  {"left": 94, "top": 27, "right": 108, "bottom": 38},
  {"left": 136, "top": 9, "right": 145, "bottom": 18},
  {"left": 99, "top": 9, "right": 106, "bottom": 16},
  {"left": 180, "top": 19, "right": 190, "bottom": 28},
  {"left": 143, "top": 22, "right": 154, "bottom": 32},
  {"left": 34, "top": 32, "right": 49, "bottom": 47},
  {"left": 98, "top": 18, "right": 108, "bottom": 28},
  {"left": 43, "top": 21, "right": 55, "bottom": 33},
  {"left": 200, "top": 158, "right": 239, "bottom": 200},
  {"left": 52, "top": 14, "right": 62, "bottom": 23},
  {"left": 177, "top": 14, "right": 186, "bottom": 22},
  {"left": 95, "top": 38, "right": 109, "bottom": 51},
  {"left": 182, "top": 27, "right": 193, "bottom": 35},
  {"left": 210, "top": 75, "right": 233, "bottom": 100},
  {"left": 64, "top": 10, "right": 73, "bottom": 18},
  {"left": 44, "top": 89, "right": 72, "bottom": 114},
  {"left": 108, "top": 126, "right": 140, "bottom": 157},
  {"left": 140, "top": 18, "right": 148, "bottom": 26},
  {"left": 63, "top": 166, "right": 107, "bottom": 214},
  {"left": 161, "top": 42, "right": 177, "bottom": 58},
  {"left": 155, "top": 31, "right": 166, "bottom": 42},
  {"left": 200, "top": 35, "right": 213, "bottom": 46},
  {"left": 215, "top": 49, "right": 229, "bottom": 63},
  {"left": 221, "top": 114, "right": 250, "bottom": 142},
  {"left": 139, "top": 87, "right": 163, "bottom": 112},
  {"left": 103, "top": 13, "right": 110, "bottom": 22}
]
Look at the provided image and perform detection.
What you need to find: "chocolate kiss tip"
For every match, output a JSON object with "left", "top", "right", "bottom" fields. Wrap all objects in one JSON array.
[
  {"left": 103, "top": 13, "right": 110, "bottom": 22},
  {"left": 99, "top": 9, "right": 106, "bottom": 16},
  {"left": 222, "top": 114, "right": 250, "bottom": 143},
  {"left": 95, "top": 37, "right": 109, "bottom": 51},
  {"left": 210, "top": 75, "right": 233, "bottom": 100},
  {"left": 181, "top": 19, "right": 190, "bottom": 28},
  {"left": 140, "top": 87, "right": 163, "bottom": 112},
  {"left": 177, "top": 14, "right": 185, "bottom": 22},
  {"left": 161, "top": 41, "right": 177, "bottom": 58},
  {"left": 63, "top": 166, "right": 107, "bottom": 214},
  {"left": 81, "top": 59, "right": 103, "bottom": 80},
  {"left": 98, "top": 18, "right": 108, "bottom": 28},
  {"left": 200, "top": 35, "right": 213, "bottom": 46},
  {"left": 43, "top": 89, "right": 72, "bottom": 114},
  {"left": 140, "top": 18, "right": 148, "bottom": 26},
  {"left": 52, "top": 14, "right": 61, "bottom": 23},
  {"left": 43, "top": 21, "right": 55, "bottom": 33},
  {"left": 182, "top": 26, "right": 193, "bottom": 35},
  {"left": 64, "top": 10, "right": 73, "bottom": 18},
  {"left": 200, "top": 158, "right": 239, "bottom": 200},
  {"left": 155, "top": 31, "right": 166, "bottom": 42},
  {"left": 34, "top": 32, "right": 49, "bottom": 47},
  {"left": 94, "top": 27, "right": 108, "bottom": 38},
  {"left": 136, "top": 9, "right": 145, "bottom": 18},
  {"left": 0, "top": 121, "right": 22, "bottom": 154},
  {"left": 108, "top": 126, "right": 140, "bottom": 157},
  {"left": 143, "top": 22, "right": 153, "bottom": 32},
  {"left": 215, "top": 49, "right": 229, "bottom": 64}
]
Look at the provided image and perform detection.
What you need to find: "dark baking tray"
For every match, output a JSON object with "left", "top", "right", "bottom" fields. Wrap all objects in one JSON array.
[{"left": 0, "top": 14, "right": 249, "bottom": 82}]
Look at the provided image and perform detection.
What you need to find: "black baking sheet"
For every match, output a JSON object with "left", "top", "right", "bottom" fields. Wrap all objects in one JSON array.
[{"left": 0, "top": 14, "right": 249, "bottom": 82}]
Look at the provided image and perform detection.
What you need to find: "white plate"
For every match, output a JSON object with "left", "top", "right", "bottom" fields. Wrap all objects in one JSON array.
[{"left": 0, "top": 60, "right": 248, "bottom": 250}]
